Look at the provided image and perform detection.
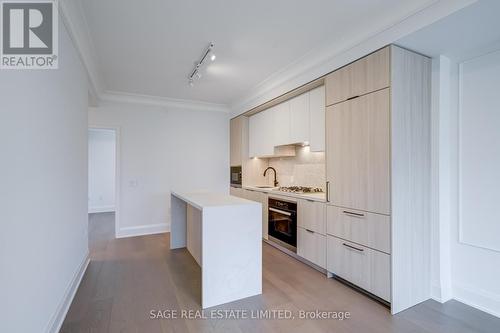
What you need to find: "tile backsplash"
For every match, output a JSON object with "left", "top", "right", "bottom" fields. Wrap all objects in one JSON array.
[{"left": 268, "top": 146, "right": 325, "bottom": 189}]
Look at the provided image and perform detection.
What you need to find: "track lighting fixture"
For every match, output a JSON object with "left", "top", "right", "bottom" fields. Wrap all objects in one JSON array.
[{"left": 188, "top": 42, "right": 215, "bottom": 86}]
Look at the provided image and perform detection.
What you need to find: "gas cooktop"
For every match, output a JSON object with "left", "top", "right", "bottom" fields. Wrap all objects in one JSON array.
[{"left": 278, "top": 186, "right": 324, "bottom": 194}]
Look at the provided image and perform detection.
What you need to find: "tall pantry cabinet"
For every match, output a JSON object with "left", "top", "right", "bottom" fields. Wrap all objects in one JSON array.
[{"left": 324, "top": 45, "right": 431, "bottom": 314}]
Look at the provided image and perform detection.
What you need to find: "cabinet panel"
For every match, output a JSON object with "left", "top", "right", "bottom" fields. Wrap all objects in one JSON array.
[
  {"left": 261, "top": 193, "right": 268, "bottom": 239},
  {"left": 327, "top": 235, "right": 390, "bottom": 301},
  {"left": 297, "top": 227, "right": 326, "bottom": 268},
  {"left": 289, "top": 93, "right": 310, "bottom": 144},
  {"left": 248, "top": 113, "right": 259, "bottom": 158},
  {"left": 273, "top": 103, "right": 291, "bottom": 146},
  {"left": 249, "top": 108, "right": 293, "bottom": 158},
  {"left": 243, "top": 190, "right": 268, "bottom": 239},
  {"left": 326, "top": 205, "right": 390, "bottom": 254},
  {"left": 230, "top": 117, "right": 243, "bottom": 166},
  {"left": 325, "top": 88, "right": 390, "bottom": 215},
  {"left": 187, "top": 205, "right": 202, "bottom": 266},
  {"left": 298, "top": 199, "right": 326, "bottom": 235},
  {"left": 325, "top": 47, "right": 390, "bottom": 106},
  {"left": 309, "top": 86, "right": 325, "bottom": 152}
]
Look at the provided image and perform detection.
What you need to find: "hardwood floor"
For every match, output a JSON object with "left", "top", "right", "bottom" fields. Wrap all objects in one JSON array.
[{"left": 61, "top": 213, "right": 500, "bottom": 332}]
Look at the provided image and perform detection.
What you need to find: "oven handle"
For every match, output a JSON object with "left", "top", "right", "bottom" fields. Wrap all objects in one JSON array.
[{"left": 269, "top": 207, "right": 292, "bottom": 216}]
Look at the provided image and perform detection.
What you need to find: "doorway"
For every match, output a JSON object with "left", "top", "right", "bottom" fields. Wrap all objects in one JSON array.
[{"left": 88, "top": 127, "right": 120, "bottom": 251}]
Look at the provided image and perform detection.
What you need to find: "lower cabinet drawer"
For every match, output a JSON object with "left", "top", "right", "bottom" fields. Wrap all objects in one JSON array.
[
  {"left": 327, "top": 235, "right": 390, "bottom": 301},
  {"left": 229, "top": 187, "right": 244, "bottom": 198},
  {"left": 298, "top": 199, "right": 326, "bottom": 235},
  {"left": 327, "top": 205, "right": 390, "bottom": 254},
  {"left": 297, "top": 227, "right": 326, "bottom": 269}
]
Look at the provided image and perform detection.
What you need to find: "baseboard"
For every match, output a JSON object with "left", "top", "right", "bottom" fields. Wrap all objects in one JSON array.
[
  {"left": 453, "top": 282, "right": 500, "bottom": 318},
  {"left": 116, "top": 223, "right": 169, "bottom": 238},
  {"left": 46, "top": 252, "right": 90, "bottom": 333},
  {"left": 88, "top": 205, "right": 115, "bottom": 213},
  {"left": 431, "top": 281, "right": 443, "bottom": 303}
]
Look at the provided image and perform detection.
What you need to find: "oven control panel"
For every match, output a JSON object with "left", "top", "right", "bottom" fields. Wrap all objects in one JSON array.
[{"left": 268, "top": 198, "right": 297, "bottom": 212}]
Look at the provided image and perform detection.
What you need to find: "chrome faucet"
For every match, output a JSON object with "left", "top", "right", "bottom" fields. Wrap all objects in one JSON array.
[{"left": 263, "top": 167, "right": 279, "bottom": 187}]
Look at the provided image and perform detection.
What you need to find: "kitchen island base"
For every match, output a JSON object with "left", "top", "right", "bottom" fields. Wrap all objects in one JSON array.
[{"left": 171, "top": 192, "right": 262, "bottom": 309}]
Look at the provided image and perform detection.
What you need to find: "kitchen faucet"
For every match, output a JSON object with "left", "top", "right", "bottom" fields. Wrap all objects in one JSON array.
[{"left": 263, "top": 167, "right": 279, "bottom": 187}]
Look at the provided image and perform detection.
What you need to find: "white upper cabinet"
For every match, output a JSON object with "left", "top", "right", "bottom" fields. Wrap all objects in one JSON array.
[
  {"left": 272, "top": 103, "right": 291, "bottom": 146},
  {"left": 289, "top": 93, "right": 310, "bottom": 144},
  {"left": 309, "top": 86, "right": 325, "bottom": 152},
  {"left": 248, "top": 87, "right": 325, "bottom": 157},
  {"left": 249, "top": 109, "right": 274, "bottom": 157}
]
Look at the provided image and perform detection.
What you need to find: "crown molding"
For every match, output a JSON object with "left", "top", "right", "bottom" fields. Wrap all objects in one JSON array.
[
  {"left": 59, "top": 0, "right": 104, "bottom": 101},
  {"left": 58, "top": 1, "right": 229, "bottom": 113},
  {"left": 230, "top": 0, "right": 477, "bottom": 117},
  {"left": 99, "top": 91, "right": 230, "bottom": 113}
]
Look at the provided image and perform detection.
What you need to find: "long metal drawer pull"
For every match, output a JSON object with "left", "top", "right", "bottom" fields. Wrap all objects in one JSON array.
[
  {"left": 269, "top": 207, "right": 291, "bottom": 216},
  {"left": 305, "top": 229, "right": 314, "bottom": 233},
  {"left": 342, "top": 243, "right": 364, "bottom": 252},
  {"left": 346, "top": 95, "right": 360, "bottom": 101},
  {"left": 343, "top": 210, "right": 364, "bottom": 217}
]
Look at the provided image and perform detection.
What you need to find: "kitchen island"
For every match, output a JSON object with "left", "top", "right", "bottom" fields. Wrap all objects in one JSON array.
[{"left": 170, "top": 191, "right": 262, "bottom": 308}]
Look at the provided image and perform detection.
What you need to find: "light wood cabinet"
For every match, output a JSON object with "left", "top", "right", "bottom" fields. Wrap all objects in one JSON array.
[
  {"left": 230, "top": 117, "right": 243, "bottom": 166},
  {"left": 186, "top": 205, "right": 202, "bottom": 266},
  {"left": 326, "top": 205, "right": 390, "bottom": 254},
  {"left": 325, "top": 47, "right": 390, "bottom": 106},
  {"left": 297, "top": 228, "right": 326, "bottom": 268},
  {"left": 327, "top": 235, "right": 390, "bottom": 301},
  {"left": 325, "top": 45, "right": 431, "bottom": 314},
  {"left": 242, "top": 189, "right": 268, "bottom": 239},
  {"left": 297, "top": 199, "right": 326, "bottom": 235},
  {"left": 326, "top": 88, "right": 390, "bottom": 215},
  {"left": 229, "top": 186, "right": 244, "bottom": 197},
  {"left": 309, "top": 85, "right": 325, "bottom": 152},
  {"left": 289, "top": 93, "right": 310, "bottom": 144}
]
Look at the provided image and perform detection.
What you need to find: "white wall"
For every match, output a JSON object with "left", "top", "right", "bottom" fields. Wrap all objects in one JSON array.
[
  {"left": 396, "top": 0, "right": 500, "bottom": 317},
  {"left": 0, "top": 22, "right": 89, "bottom": 333},
  {"left": 88, "top": 103, "right": 229, "bottom": 237},
  {"left": 88, "top": 129, "right": 116, "bottom": 213},
  {"left": 446, "top": 50, "right": 500, "bottom": 317},
  {"left": 430, "top": 56, "right": 453, "bottom": 303}
]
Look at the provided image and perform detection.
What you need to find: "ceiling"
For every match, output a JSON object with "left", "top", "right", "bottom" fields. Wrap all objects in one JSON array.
[
  {"left": 398, "top": 0, "right": 500, "bottom": 63},
  {"left": 80, "top": 0, "right": 438, "bottom": 105}
]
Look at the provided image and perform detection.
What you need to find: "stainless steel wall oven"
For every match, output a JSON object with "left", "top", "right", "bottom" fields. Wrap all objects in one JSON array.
[{"left": 268, "top": 197, "right": 297, "bottom": 252}]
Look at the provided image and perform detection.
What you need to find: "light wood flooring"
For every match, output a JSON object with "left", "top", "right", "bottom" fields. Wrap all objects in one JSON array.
[{"left": 61, "top": 213, "right": 500, "bottom": 332}]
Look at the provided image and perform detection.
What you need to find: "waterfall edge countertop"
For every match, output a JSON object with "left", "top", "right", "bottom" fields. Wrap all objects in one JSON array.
[
  {"left": 171, "top": 191, "right": 259, "bottom": 210},
  {"left": 170, "top": 191, "right": 262, "bottom": 309}
]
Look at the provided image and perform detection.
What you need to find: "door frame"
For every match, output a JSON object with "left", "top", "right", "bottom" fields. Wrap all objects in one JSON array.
[{"left": 88, "top": 125, "right": 121, "bottom": 239}]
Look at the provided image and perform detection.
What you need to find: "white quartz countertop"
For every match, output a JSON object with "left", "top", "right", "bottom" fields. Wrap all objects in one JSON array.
[
  {"left": 241, "top": 185, "right": 326, "bottom": 202},
  {"left": 172, "top": 191, "right": 259, "bottom": 210}
]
